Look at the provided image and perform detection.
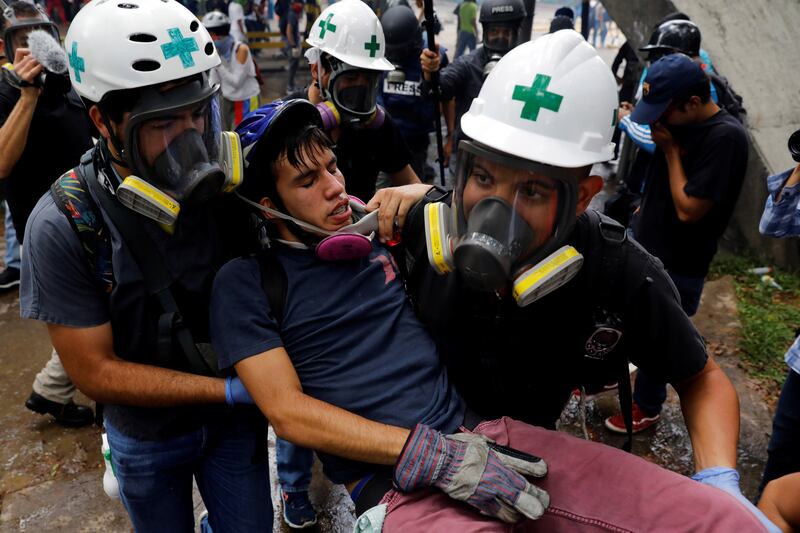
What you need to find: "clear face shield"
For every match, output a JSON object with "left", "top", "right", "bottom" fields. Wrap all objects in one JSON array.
[
  {"left": 1, "top": 8, "right": 60, "bottom": 60},
  {"left": 115, "top": 77, "right": 243, "bottom": 227},
  {"left": 326, "top": 57, "right": 381, "bottom": 121},
  {"left": 424, "top": 141, "right": 584, "bottom": 305}
]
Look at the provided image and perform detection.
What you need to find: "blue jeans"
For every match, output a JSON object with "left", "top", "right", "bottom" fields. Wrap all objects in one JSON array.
[
  {"left": 454, "top": 31, "right": 476, "bottom": 59},
  {"left": 633, "top": 271, "right": 705, "bottom": 416},
  {"left": 105, "top": 413, "right": 272, "bottom": 533},
  {"left": 759, "top": 369, "right": 800, "bottom": 497},
  {"left": 3, "top": 201, "right": 20, "bottom": 269},
  {"left": 276, "top": 438, "right": 314, "bottom": 492}
]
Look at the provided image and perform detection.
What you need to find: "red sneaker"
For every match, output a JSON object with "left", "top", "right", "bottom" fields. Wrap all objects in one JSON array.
[{"left": 604, "top": 402, "right": 660, "bottom": 434}]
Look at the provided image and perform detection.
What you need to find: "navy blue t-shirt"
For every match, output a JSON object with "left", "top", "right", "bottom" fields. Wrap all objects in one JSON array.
[{"left": 210, "top": 242, "right": 464, "bottom": 483}]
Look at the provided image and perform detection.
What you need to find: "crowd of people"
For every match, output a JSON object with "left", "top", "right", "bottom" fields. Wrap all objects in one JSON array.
[{"left": 0, "top": 0, "right": 799, "bottom": 531}]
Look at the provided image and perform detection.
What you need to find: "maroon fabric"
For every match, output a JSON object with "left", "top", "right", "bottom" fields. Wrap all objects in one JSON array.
[{"left": 381, "top": 417, "right": 767, "bottom": 532}]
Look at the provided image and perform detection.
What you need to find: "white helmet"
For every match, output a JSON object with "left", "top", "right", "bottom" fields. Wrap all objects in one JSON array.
[
  {"left": 306, "top": 0, "right": 393, "bottom": 71},
  {"left": 461, "top": 30, "right": 617, "bottom": 168},
  {"left": 64, "top": 0, "right": 220, "bottom": 102},
  {"left": 202, "top": 10, "right": 231, "bottom": 31}
]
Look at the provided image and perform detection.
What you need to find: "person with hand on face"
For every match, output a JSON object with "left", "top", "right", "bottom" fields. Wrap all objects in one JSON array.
[
  {"left": 0, "top": 1, "right": 96, "bottom": 427},
  {"left": 372, "top": 30, "right": 774, "bottom": 532},
  {"left": 20, "top": 0, "right": 271, "bottom": 530},
  {"left": 202, "top": 10, "right": 261, "bottom": 130},
  {"left": 419, "top": 0, "right": 526, "bottom": 183},
  {"left": 291, "top": 0, "right": 420, "bottom": 203},
  {"left": 603, "top": 54, "right": 748, "bottom": 438}
]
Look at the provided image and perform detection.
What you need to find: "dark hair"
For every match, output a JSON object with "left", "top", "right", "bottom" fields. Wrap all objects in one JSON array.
[
  {"left": 240, "top": 124, "right": 335, "bottom": 207},
  {"left": 9, "top": 1, "right": 41, "bottom": 18},
  {"left": 207, "top": 25, "right": 231, "bottom": 37},
  {"left": 0, "top": 11, "right": 7, "bottom": 31},
  {"left": 673, "top": 76, "right": 711, "bottom": 108}
]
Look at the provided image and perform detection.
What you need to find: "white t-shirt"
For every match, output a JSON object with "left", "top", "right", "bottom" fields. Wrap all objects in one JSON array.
[{"left": 228, "top": 1, "right": 247, "bottom": 43}]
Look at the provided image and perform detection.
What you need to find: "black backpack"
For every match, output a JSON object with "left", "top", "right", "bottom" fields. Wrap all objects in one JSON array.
[{"left": 708, "top": 72, "right": 746, "bottom": 125}]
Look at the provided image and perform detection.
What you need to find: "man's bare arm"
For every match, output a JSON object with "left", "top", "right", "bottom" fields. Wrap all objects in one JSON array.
[
  {"left": 48, "top": 322, "right": 226, "bottom": 406},
  {"left": 0, "top": 50, "right": 43, "bottom": 178},
  {"left": 236, "top": 348, "right": 409, "bottom": 465},
  {"left": 674, "top": 356, "right": 739, "bottom": 471}
]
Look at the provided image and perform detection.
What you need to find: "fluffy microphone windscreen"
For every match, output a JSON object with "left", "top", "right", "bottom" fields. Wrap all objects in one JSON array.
[{"left": 27, "top": 30, "right": 68, "bottom": 75}]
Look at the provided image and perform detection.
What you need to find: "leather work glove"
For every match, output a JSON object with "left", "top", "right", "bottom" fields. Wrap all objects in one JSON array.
[
  {"left": 224, "top": 376, "right": 255, "bottom": 406},
  {"left": 692, "top": 467, "right": 781, "bottom": 533},
  {"left": 393, "top": 424, "right": 549, "bottom": 523}
]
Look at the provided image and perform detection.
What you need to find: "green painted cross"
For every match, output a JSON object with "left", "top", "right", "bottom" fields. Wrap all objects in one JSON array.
[
  {"left": 511, "top": 74, "right": 563, "bottom": 122},
  {"left": 364, "top": 35, "right": 380, "bottom": 57},
  {"left": 161, "top": 27, "right": 199, "bottom": 69},
  {"left": 318, "top": 13, "right": 337, "bottom": 38},
  {"left": 69, "top": 42, "right": 85, "bottom": 83}
]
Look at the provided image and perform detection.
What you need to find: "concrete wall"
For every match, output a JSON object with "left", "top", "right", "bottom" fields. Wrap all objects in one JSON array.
[{"left": 602, "top": 0, "right": 800, "bottom": 268}]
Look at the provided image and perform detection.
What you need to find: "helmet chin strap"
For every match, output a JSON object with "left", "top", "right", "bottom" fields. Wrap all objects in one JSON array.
[{"left": 97, "top": 108, "right": 130, "bottom": 170}]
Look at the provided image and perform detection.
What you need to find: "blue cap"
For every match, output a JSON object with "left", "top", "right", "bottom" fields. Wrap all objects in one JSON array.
[{"left": 630, "top": 54, "right": 708, "bottom": 125}]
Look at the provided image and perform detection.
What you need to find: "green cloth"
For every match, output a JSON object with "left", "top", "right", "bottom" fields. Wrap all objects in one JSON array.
[{"left": 458, "top": 0, "right": 477, "bottom": 34}]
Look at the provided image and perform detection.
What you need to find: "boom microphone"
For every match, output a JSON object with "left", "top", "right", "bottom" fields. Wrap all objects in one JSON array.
[{"left": 27, "top": 29, "right": 68, "bottom": 75}]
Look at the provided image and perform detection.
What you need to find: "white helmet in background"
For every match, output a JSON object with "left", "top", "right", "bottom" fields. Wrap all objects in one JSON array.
[
  {"left": 202, "top": 10, "right": 231, "bottom": 32},
  {"left": 306, "top": 0, "right": 392, "bottom": 122},
  {"left": 424, "top": 31, "right": 619, "bottom": 306},
  {"left": 306, "top": 0, "right": 393, "bottom": 71},
  {"left": 65, "top": 0, "right": 220, "bottom": 102}
]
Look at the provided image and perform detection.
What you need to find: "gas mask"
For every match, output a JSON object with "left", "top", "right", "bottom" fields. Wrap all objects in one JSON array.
[
  {"left": 111, "top": 77, "right": 243, "bottom": 227},
  {"left": 236, "top": 193, "right": 380, "bottom": 261},
  {"left": 316, "top": 54, "right": 384, "bottom": 128},
  {"left": 424, "top": 141, "right": 584, "bottom": 306},
  {"left": 316, "top": 100, "right": 386, "bottom": 132},
  {"left": 1, "top": 6, "right": 60, "bottom": 61},
  {"left": 482, "top": 53, "right": 503, "bottom": 79},
  {"left": 482, "top": 22, "right": 519, "bottom": 55}
]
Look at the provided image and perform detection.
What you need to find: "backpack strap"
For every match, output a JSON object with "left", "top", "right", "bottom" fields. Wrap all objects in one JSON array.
[
  {"left": 78, "top": 156, "right": 218, "bottom": 377},
  {"left": 255, "top": 246, "right": 288, "bottom": 326},
  {"left": 584, "top": 209, "right": 634, "bottom": 452},
  {"left": 49, "top": 168, "right": 114, "bottom": 294}
]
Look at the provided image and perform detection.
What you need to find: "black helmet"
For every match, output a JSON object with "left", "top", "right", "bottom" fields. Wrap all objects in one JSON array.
[
  {"left": 381, "top": 5, "right": 422, "bottom": 61},
  {"left": 479, "top": 0, "right": 526, "bottom": 55},
  {"left": 479, "top": 0, "right": 526, "bottom": 25},
  {"left": 640, "top": 20, "right": 701, "bottom": 59}
]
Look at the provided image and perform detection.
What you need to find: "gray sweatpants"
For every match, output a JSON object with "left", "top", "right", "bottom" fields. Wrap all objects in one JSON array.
[{"left": 32, "top": 348, "right": 76, "bottom": 404}]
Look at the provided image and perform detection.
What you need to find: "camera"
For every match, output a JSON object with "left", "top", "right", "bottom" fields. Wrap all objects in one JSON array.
[{"left": 789, "top": 128, "right": 800, "bottom": 163}]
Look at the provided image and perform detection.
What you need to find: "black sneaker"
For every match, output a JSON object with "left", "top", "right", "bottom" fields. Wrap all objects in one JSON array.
[
  {"left": 0, "top": 266, "right": 20, "bottom": 291},
  {"left": 282, "top": 489, "right": 317, "bottom": 529},
  {"left": 25, "top": 392, "right": 94, "bottom": 427}
]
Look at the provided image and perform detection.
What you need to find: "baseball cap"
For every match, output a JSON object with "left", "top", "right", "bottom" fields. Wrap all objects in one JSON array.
[{"left": 630, "top": 53, "right": 708, "bottom": 124}]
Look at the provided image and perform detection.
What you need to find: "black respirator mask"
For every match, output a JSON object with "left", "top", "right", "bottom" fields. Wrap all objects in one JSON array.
[{"left": 423, "top": 141, "right": 585, "bottom": 305}]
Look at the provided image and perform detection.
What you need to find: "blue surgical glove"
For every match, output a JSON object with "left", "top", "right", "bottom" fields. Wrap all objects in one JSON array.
[
  {"left": 224, "top": 376, "right": 254, "bottom": 406},
  {"left": 692, "top": 467, "right": 781, "bottom": 533}
]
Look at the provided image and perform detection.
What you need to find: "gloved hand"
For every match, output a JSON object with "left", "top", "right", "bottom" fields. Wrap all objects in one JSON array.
[
  {"left": 393, "top": 424, "right": 549, "bottom": 523},
  {"left": 692, "top": 467, "right": 781, "bottom": 533},
  {"left": 225, "top": 376, "right": 254, "bottom": 406}
]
